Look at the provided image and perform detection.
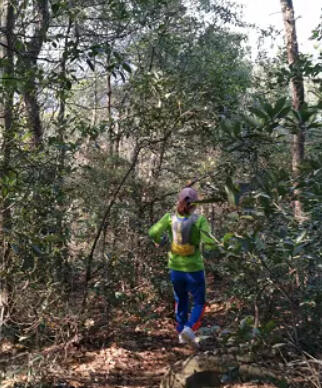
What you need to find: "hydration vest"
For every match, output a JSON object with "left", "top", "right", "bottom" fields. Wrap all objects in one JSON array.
[{"left": 171, "top": 214, "right": 199, "bottom": 256}]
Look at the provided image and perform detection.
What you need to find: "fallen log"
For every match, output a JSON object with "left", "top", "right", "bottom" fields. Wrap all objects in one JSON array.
[{"left": 160, "top": 351, "right": 281, "bottom": 388}]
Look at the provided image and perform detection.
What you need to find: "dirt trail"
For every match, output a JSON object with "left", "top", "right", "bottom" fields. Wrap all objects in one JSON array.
[
  {"left": 1, "top": 276, "right": 276, "bottom": 388},
  {"left": 40, "top": 276, "right": 234, "bottom": 387}
]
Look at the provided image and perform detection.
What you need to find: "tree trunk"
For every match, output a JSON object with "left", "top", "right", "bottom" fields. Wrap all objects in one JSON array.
[
  {"left": 107, "top": 73, "right": 114, "bottom": 155},
  {"left": 91, "top": 57, "right": 98, "bottom": 127},
  {"left": 24, "top": 89, "right": 43, "bottom": 146},
  {"left": 54, "top": 17, "right": 74, "bottom": 283},
  {"left": 0, "top": 0, "right": 15, "bottom": 337},
  {"left": 19, "top": 0, "right": 50, "bottom": 146},
  {"left": 280, "top": 0, "right": 305, "bottom": 220}
]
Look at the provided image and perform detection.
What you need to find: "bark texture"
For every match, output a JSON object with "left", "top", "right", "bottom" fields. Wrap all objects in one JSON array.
[
  {"left": 0, "top": 0, "right": 15, "bottom": 337},
  {"left": 280, "top": 0, "right": 305, "bottom": 220},
  {"left": 20, "top": 0, "right": 50, "bottom": 146}
]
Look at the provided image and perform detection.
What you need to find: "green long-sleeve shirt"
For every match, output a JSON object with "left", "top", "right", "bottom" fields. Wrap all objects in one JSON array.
[{"left": 148, "top": 212, "right": 216, "bottom": 272}]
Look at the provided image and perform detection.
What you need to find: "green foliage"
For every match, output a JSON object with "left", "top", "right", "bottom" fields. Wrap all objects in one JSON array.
[{"left": 210, "top": 96, "right": 322, "bottom": 353}]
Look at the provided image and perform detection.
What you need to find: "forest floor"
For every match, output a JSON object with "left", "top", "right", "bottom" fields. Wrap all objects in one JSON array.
[{"left": 1, "top": 275, "right": 284, "bottom": 388}]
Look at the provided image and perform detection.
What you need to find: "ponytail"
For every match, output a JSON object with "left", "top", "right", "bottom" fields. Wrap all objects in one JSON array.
[{"left": 177, "top": 199, "right": 194, "bottom": 216}]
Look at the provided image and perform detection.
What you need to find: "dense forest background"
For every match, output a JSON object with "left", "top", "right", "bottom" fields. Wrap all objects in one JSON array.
[{"left": 0, "top": 0, "right": 322, "bottom": 387}]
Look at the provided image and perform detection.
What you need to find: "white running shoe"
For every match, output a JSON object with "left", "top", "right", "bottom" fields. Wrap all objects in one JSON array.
[
  {"left": 178, "top": 333, "right": 185, "bottom": 344},
  {"left": 180, "top": 326, "right": 200, "bottom": 349}
]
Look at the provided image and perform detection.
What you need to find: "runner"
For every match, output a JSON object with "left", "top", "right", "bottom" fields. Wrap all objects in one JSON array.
[{"left": 148, "top": 187, "right": 216, "bottom": 348}]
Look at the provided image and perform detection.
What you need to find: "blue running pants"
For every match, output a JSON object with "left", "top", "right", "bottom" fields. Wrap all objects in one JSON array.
[{"left": 170, "top": 269, "right": 206, "bottom": 333}]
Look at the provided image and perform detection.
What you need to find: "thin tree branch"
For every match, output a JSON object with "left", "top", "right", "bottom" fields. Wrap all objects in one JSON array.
[{"left": 82, "top": 144, "right": 141, "bottom": 307}]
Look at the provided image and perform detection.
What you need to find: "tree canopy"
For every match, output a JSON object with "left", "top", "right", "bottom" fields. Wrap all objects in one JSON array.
[{"left": 1, "top": 0, "right": 322, "bottom": 386}]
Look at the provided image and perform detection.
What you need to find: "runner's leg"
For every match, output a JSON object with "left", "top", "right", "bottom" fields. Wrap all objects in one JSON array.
[
  {"left": 170, "top": 270, "right": 188, "bottom": 333},
  {"left": 185, "top": 270, "right": 206, "bottom": 331}
]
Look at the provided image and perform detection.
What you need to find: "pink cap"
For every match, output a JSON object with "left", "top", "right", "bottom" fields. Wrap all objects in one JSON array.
[{"left": 178, "top": 187, "right": 198, "bottom": 203}]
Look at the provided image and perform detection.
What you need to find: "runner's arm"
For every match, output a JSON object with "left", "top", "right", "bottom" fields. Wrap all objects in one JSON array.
[
  {"left": 148, "top": 213, "right": 171, "bottom": 244},
  {"left": 199, "top": 216, "right": 218, "bottom": 251}
]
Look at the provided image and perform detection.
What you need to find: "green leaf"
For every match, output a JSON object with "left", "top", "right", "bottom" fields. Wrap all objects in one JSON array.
[
  {"left": 65, "top": 79, "right": 72, "bottom": 90},
  {"left": 223, "top": 233, "right": 234, "bottom": 243},
  {"left": 107, "top": 62, "right": 117, "bottom": 72},
  {"left": 2, "top": 187, "right": 8, "bottom": 197},
  {"left": 255, "top": 236, "right": 265, "bottom": 251},
  {"left": 122, "top": 62, "right": 132, "bottom": 73},
  {"left": 262, "top": 102, "right": 274, "bottom": 116},
  {"left": 273, "top": 97, "right": 287, "bottom": 116},
  {"left": 51, "top": 3, "right": 60, "bottom": 15},
  {"left": 296, "top": 231, "right": 306, "bottom": 243},
  {"left": 240, "top": 215, "right": 254, "bottom": 220},
  {"left": 276, "top": 105, "right": 291, "bottom": 118},
  {"left": 263, "top": 320, "right": 276, "bottom": 333},
  {"left": 119, "top": 71, "right": 126, "bottom": 83},
  {"left": 86, "top": 59, "right": 95, "bottom": 71},
  {"left": 249, "top": 107, "right": 267, "bottom": 119},
  {"left": 225, "top": 177, "right": 239, "bottom": 206}
]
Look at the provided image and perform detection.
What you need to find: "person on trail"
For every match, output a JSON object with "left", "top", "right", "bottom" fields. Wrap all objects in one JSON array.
[{"left": 148, "top": 187, "right": 216, "bottom": 348}]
